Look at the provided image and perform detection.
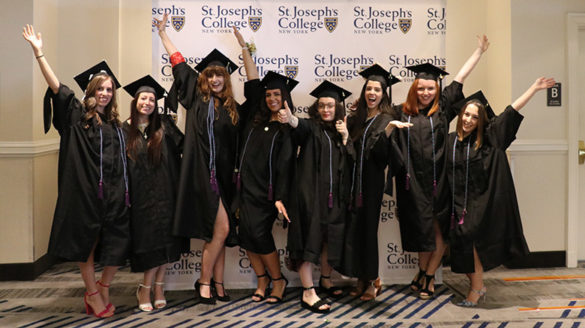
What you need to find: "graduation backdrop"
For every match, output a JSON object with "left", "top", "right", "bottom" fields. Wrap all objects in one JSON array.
[{"left": 151, "top": 0, "right": 446, "bottom": 290}]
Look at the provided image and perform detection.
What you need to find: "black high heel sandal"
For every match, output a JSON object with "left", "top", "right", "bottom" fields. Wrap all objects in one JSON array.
[
  {"left": 319, "top": 275, "right": 344, "bottom": 299},
  {"left": 419, "top": 274, "right": 435, "bottom": 300},
  {"left": 252, "top": 273, "right": 272, "bottom": 302},
  {"left": 410, "top": 269, "right": 426, "bottom": 292},
  {"left": 211, "top": 279, "right": 230, "bottom": 302},
  {"left": 300, "top": 286, "right": 330, "bottom": 313},
  {"left": 194, "top": 280, "right": 216, "bottom": 304},
  {"left": 266, "top": 275, "right": 288, "bottom": 304}
]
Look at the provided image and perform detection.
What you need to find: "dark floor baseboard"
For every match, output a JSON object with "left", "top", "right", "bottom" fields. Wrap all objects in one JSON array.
[
  {"left": 0, "top": 253, "right": 56, "bottom": 281},
  {"left": 505, "top": 251, "right": 566, "bottom": 269}
]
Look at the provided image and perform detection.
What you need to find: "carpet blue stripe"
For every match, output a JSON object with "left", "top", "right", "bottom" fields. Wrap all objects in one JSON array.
[
  {"left": 421, "top": 294, "right": 453, "bottom": 319},
  {"left": 18, "top": 315, "right": 57, "bottom": 328}
]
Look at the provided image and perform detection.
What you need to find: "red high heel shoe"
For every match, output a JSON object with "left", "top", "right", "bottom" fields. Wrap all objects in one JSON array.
[
  {"left": 96, "top": 280, "right": 114, "bottom": 313},
  {"left": 84, "top": 290, "right": 113, "bottom": 318}
]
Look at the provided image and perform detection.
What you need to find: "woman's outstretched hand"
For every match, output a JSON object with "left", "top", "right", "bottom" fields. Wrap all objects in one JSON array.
[
  {"left": 153, "top": 13, "right": 168, "bottom": 33},
  {"left": 23, "top": 24, "right": 43, "bottom": 54}
]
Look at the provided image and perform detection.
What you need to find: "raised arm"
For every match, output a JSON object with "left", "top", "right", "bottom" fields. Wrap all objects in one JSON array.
[
  {"left": 511, "top": 77, "right": 556, "bottom": 111},
  {"left": 233, "top": 27, "right": 259, "bottom": 81},
  {"left": 453, "top": 35, "right": 490, "bottom": 84},
  {"left": 23, "top": 25, "right": 59, "bottom": 94},
  {"left": 154, "top": 14, "right": 179, "bottom": 56}
]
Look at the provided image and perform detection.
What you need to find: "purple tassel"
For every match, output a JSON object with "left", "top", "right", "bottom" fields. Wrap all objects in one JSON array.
[
  {"left": 268, "top": 184, "right": 273, "bottom": 201},
  {"left": 125, "top": 190, "right": 131, "bottom": 207},
  {"left": 236, "top": 173, "right": 241, "bottom": 191},
  {"left": 450, "top": 213, "right": 455, "bottom": 230},
  {"left": 210, "top": 169, "right": 219, "bottom": 195},
  {"left": 98, "top": 180, "right": 104, "bottom": 199},
  {"left": 458, "top": 209, "right": 467, "bottom": 225},
  {"left": 433, "top": 179, "right": 437, "bottom": 196},
  {"left": 328, "top": 192, "right": 333, "bottom": 209},
  {"left": 405, "top": 174, "right": 411, "bottom": 190},
  {"left": 357, "top": 192, "right": 363, "bottom": 208}
]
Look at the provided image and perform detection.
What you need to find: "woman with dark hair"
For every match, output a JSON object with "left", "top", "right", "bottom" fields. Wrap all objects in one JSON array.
[
  {"left": 231, "top": 28, "right": 294, "bottom": 304},
  {"left": 279, "top": 81, "right": 354, "bottom": 313},
  {"left": 448, "top": 77, "right": 554, "bottom": 307},
  {"left": 23, "top": 25, "right": 129, "bottom": 318},
  {"left": 122, "top": 76, "right": 186, "bottom": 312},
  {"left": 344, "top": 64, "right": 411, "bottom": 301},
  {"left": 154, "top": 15, "right": 256, "bottom": 304},
  {"left": 392, "top": 35, "right": 489, "bottom": 300}
]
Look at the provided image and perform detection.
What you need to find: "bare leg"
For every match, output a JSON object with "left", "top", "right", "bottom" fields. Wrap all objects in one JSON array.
[
  {"left": 318, "top": 243, "right": 342, "bottom": 297},
  {"left": 420, "top": 219, "right": 447, "bottom": 297},
  {"left": 98, "top": 265, "right": 119, "bottom": 310},
  {"left": 299, "top": 261, "right": 329, "bottom": 311},
  {"left": 262, "top": 251, "right": 287, "bottom": 302},
  {"left": 248, "top": 251, "right": 270, "bottom": 301},
  {"left": 199, "top": 200, "right": 229, "bottom": 298},
  {"left": 466, "top": 247, "right": 485, "bottom": 303},
  {"left": 79, "top": 246, "right": 110, "bottom": 316},
  {"left": 153, "top": 265, "right": 168, "bottom": 307},
  {"left": 137, "top": 267, "right": 156, "bottom": 307}
]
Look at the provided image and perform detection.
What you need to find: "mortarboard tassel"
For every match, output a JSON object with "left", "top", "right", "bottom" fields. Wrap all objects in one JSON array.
[
  {"left": 458, "top": 209, "right": 467, "bottom": 225},
  {"left": 268, "top": 184, "right": 273, "bottom": 201},
  {"left": 236, "top": 172, "right": 241, "bottom": 191},
  {"left": 357, "top": 192, "right": 363, "bottom": 208},
  {"left": 328, "top": 192, "right": 333, "bottom": 209},
  {"left": 433, "top": 179, "right": 437, "bottom": 196},
  {"left": 405, "top": 173, "right": 411, "bottom": 190},
  {"left": 125, "top": 190, "right": 131, "bottom": 207},
  {"left": 98, "top": 180, "right": 104, "bottom": 199}
]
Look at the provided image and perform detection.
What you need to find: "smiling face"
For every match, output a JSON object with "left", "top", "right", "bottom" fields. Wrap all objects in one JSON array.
[
  {"left": 416, "top": 79, "right": 437, "bottom": 108},
  {"left": 364, "top": 80, "right": 383, "bottom": 110},
  {"left": 317, "top": 97, "right": 337, "bottom": 122},
  {"left": 207, "top": 73, "right": 225, "bottom": 94},
  {"left": 94, "top": 79, "right": 113, "bottom": 111},
  {"left": 265, "top": 88, "right": 283, "bottom": 112},
  {"left": 461, "top": 104, "right": 480, "bottom": 136},
  {"left": 136, "top": 91, "right": 156, "bottom": 119}
]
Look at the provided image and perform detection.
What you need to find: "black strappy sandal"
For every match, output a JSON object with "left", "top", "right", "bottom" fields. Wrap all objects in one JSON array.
[
  {"left": 211, "top": 279, "right": 231, "bottom": 302},
  {"left": 252, "top": 273, "right": 272, "bottom": 302},
  {"left": 410, "top": 269, "right": 426, "bottom": 292},
  {"left": 266, "top": 275, "right": 288, "bottom": 303},
  {"left": 319, "top": 275, "right": 344, "bottom": 299},
  {"left": 419, "top": 274, "right": 435, "bottom": 300},
  {"left": 300, "top": 286, "right": 330, "bottom": 313},
  {"left": 194, "top": 280, "right": 216, "bottom": 304}
]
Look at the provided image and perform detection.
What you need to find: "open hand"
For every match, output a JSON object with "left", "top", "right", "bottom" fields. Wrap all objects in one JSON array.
[
  {"left": 22, "top": 24, "right": 43, "bottom": 53},
  {"left": 153, "top": 13, "right": 168, "bottom": 33}
]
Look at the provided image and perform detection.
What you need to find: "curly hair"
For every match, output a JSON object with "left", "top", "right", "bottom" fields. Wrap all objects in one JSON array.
[
  {"left": 83, "top": 74, "right": 120, "bottom": 127},
  {"left": 197, "top": 66, "right": 238, "bottom": 125}
]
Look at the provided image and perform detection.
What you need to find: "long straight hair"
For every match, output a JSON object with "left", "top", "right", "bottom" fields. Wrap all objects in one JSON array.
[
  {"left": 197, "top": 66, "right": 238, "bottom": 125},
  {"left": 456, "top": 100, "right": 489, "bottom": 150},
  {"left": 83, "top": 74, "right": 120, "bottom": 127},
  {"left": 401, "top": 78, "right": 440, "bottom": 117},
  {"left": 126, "top": 93, "right": 163, "bottom": 165}
]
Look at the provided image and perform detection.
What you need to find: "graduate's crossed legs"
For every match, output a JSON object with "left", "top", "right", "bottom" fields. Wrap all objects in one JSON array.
[{"left": 200, "top": 199, "right": 230, "bottom": 298}]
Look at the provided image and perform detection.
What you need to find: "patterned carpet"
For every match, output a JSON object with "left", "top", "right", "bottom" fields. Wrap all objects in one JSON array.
[{"left": 2, "top": 263, "right": 585, "bottom": 327}]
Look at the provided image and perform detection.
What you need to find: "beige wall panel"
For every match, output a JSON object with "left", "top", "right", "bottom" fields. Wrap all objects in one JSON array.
[{"left": 33, "top": 153, "right": 58, "bottom": 260}]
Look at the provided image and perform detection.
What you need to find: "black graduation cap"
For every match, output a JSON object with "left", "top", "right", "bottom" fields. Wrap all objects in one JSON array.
[
  {"left": 453, "top": 90, "right": 496, "bottom": 119},
  {"left": 261, "top": 71, "right": 299, "bottom": 92},
  {"left": 359, "top": 64, "right": 400, "bottom": 87},
  {"left": 194, "top": 48, "right": 238, "bottom": 75},
  {"left": 73, "top": 60, "right": 121, "bottom": 91},
  {"left": 359, "top": 64, "right": 401, "bottom": 104},
  {"left": 123, "top": 75, "right": 167, "bottom": 100},
  {"left": 405, "top": 63, "right": 449, "bottom": 81},
  {"left": 310, "top": 80, "right": 351, "bottom": 102}
]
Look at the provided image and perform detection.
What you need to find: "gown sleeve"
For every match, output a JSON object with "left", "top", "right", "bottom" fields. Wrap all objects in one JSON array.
[
  {"left": 239, "top": 79, "right": 262, "bottom": 126},
  {"left": 167, "top": 62, "right": 199, "bottom": 112},
  {"left": 441, "top": 81, "right": 464, "bottom": 122},
  {"left": 43, "top": 84, "right": 84, "bottom": 136},
  {"left": 486, "top": 105, "right": 524, "bottom": 150},
  {"left": 291, "top": 118, "right": 312, "bottom": 146},
  {"left": 161, "top": 114, "right": 185, "bottom": 154}
]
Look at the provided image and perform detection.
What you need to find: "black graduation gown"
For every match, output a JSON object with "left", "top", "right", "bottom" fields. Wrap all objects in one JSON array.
[
  {"left": 45, "top": 84, "right": 130, "bottom": 266},
  {"left": 236, "top": 120, "right": 293, "bottom": 254},
  {"left": 391, "top": 81, "right": 463, "bottom": 252},
  {"left": 286, "top": 119, "right": 354, "bottom": 272},
  {"left": 124, "top": 117, "right": 188, "bottom": 272},
  {"left": 170, "top": 62, "right": 254, "bottom": 246},
  {"left": 343, "top": 113, "right": 394, "bottom": 280},
  {"left": 447, "top": 106, "right": 529, "bottom": 273}
]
